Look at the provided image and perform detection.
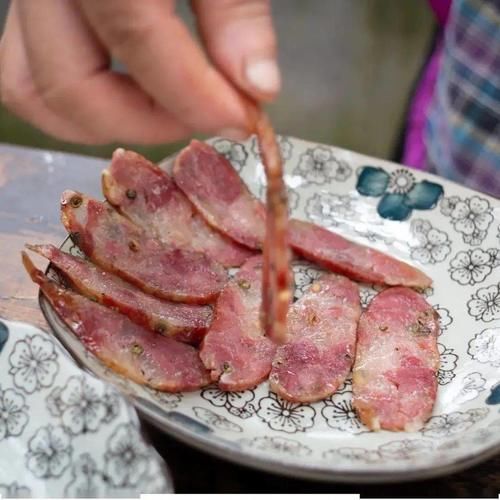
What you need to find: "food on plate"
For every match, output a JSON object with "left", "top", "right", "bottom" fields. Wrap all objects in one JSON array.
[
  {"left": 23, "top": 252, "right": 210, "bottom": 391},
  {"left": 200, "top": 256, "right": 276, "bottom": 391},
  {"left": 255, "top": 112, "right": 292, "bottom": 343},
  {"left": 352, "top": 287, "right": 440, "bottom": 431},
  {"left": 289, "top": 220, "right": 432, "bottom": 289},
  {"left": 173, "top": 141, "right": 431, "bottom": 289},
  {"left": 29, "top": 139, "right": 440, "bottom": 428},
  {"left": 173, "top": 140, "right": 266, "bottom": 249},
  {"left": 102, "top": 148, "right": 254, "bottom": 267},
  {"left": 26, "top": 243, "right": 212, "bottom": 344},
  {"left": 60, "top": 190, "right": 227, "bottom": 304},
  {"left": 270, "top": 274, "right": 361, "bottom": 403}
]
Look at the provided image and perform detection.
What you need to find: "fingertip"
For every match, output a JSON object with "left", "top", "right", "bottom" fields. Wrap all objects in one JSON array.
[
  {"left": 244, "top": 56, "right": 281, "bottom": 101},
  {"left": 193, "top": 0, "right": 280, "bottom": 104}
]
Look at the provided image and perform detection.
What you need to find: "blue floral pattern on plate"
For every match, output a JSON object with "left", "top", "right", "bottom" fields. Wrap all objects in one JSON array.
[
  {"left": 0, "top": 321, "right": 8, "bottom": 354},
  {"left": 356, "top": 166, "right": 443, "bottom": 220},
  {"left": 486, "top": 384, "right": 500, "bottom": 405}
]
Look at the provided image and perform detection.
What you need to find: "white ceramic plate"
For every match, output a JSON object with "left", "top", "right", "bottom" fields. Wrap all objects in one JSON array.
[
  {"left": 41, "top": 136, "right": 500, "bottom": 483},
  {"left": 0, "top": 319, "right": 173, "bottom": 498}
]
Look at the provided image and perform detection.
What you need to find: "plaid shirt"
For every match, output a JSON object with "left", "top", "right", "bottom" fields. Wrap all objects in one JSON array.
[{"left": 424, "top": 0, "right": 500, "bottom": 198}]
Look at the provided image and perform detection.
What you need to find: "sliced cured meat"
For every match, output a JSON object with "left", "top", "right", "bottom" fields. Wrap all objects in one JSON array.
[
  {"left": 352, "top": 287, "right": 440, "bottom": 431},
  {"left": 60, "top": 190, "right": 227, "bottom": 304},
  {"left": 171, "top": 141, "right": 430, "bottom": 289},
  {"left": 26, "top": 243, "right": 212, "bottom": 344},
  {"left": 173, "top": 133, "right": 291, "bottom": 341},
  {"left": 102, "top": 148, "right": 253, "bottom": 267},
  {"left": 288, "top": 219, "right": 432, "bottom": 289},
  {"left": 200, "top": 256, "right": 276, "bottom": 391},
  {"left": 173, "top": 140, "right": 266, "bottom": 249},
  {"left": 269, "top": 274, "right": 361, "bottom": 403},
  {"left": 255, "top": 112, "right": 292, "bottom": 343},
  {"left": 22, "top": 252, "right": 210, "bottom": 392}
]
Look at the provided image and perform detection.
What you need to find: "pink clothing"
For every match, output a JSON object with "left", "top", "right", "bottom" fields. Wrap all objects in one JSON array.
[
  {"left": 402, "top": 0, "right": 452, "bottom": 169},
  {"left": 429, "top": 0, "right": 451, "bottom": 25}
]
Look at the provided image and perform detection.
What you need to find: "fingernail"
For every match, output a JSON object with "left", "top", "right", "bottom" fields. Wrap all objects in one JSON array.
[
  {"left": 245, "top": 57, "right": 281, "bottom": 95},
  {"left": 217, "top": 127, "right": 250, "bottom": 141}
]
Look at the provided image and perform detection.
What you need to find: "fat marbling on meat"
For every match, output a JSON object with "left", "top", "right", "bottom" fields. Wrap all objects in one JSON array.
[
  {"left": 270, "top": 274, "right": 361, "bottom": 403},
  {"left": 172, "top": 141, "right": 431, "bottom": 289},
  {"left": 22, "top": 252, "right": 210, "bottom": 392},
  {"left": 60, "top": 190, "right": 227, "bottom": 304},
  {"left": 289, "top": 219, "right": 432, "bottom": 289},
  {"left": 200, "top": 256, "right": 276, "bottom": 391},
  {"left": 26, "top": 243, "right": 212, "bottom": 344},
  {"left": 352, "top": 287, "right": 440, "bottom": 431},
  {"left": 102, "top": 148, "right": 253, "bottom": 267},
  {"left": 173, "top": 140, "right": 266, "bottom": 250}
]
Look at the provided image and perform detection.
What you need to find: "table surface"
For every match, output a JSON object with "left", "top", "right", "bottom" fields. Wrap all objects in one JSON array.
[{"left": 1, "top": 143, "right": 499, "bottom": 497}]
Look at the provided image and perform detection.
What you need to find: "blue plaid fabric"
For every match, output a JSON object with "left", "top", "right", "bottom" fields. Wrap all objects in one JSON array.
[{"left": 425, "top": 0, "right": 500, "bottom": 198}]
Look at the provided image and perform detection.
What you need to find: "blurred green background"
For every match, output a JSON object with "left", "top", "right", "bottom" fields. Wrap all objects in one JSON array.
[{"left": 0, "top": 0, "right": 434, "bottom": 163}]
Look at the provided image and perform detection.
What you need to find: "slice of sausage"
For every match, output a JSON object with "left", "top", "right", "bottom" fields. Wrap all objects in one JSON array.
[
  {"left": 352, "top": 287, "right": 440, "bottom": 431},
  {"left": 289, "top": 219, "right": 432, "bottom": 290},
  {"left": 22, "top": 252, "right": 210, "bottom": 392},
  {"left": 173, "top": 140, "right": 266, "bottom": 250},
  {"left": 171, "top": 141, "right": 431, "bottom": 289},
  {"left": 255, "top": 112, "right": 292, "bottom": 343},
  {"left": 270, "top": 274, "right": 361, "bottom": 403},
  {"left": 26, "top": 244, "right": 212, "bottom": 344},
  {"left": 60, "top": 190, "right": 227, "bottom": 304},
  {"left": 200, "top": 256, "right": 276, "bottom": 391},
  {"left": 102, "top": 148, "right": 254, "bottom": 267}
]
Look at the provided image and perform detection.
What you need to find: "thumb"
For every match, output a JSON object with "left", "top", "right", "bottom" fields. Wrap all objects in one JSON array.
[{"left": 192, "top": 0, "right": 280, "bottom": 103}]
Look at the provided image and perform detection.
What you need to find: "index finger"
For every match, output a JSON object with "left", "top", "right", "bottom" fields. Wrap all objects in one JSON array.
[{"left": 79, "top": 0, "right": 252, "bottom": 137}]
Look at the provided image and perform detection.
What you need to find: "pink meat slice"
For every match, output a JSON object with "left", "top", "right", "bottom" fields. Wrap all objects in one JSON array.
[
  {"left": 27, "top": 243, "right": 212, "bottom": 344},
  {"left": 255, "top": 112, "right": 292, "bottom": 344},
  {"left": 200, "top": 256, "right": 276, "bottom": 391},
  {"left": 22, "top": 252, "right": 210, "bottom": 392},
  {"left": 171, "top": 141, "right": 431, "bottom": 289},
  {"left": 173, "top": 140, "right": 266, "bottom": 249},
  {"left": 352, "top": 287, "right": 440, "bottom": 431},
  {"left": 270, "top": 274, "right": 361, "bottom": 403},
  {"left": 288, "top": 219, "right": 432, "bottom": 289},
  {"left": 102, "top": 148, "right": 253, "bottom": 267},
  {"left": 60, "top": 190, "right": 227, "bottom": 304}
]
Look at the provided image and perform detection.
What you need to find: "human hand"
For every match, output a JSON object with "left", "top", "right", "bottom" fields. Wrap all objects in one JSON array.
[{"left": 0, "top": 0, "right": 279, "bottom": 144}]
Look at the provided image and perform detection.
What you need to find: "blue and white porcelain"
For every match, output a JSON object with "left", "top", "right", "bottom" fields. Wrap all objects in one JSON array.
[
  {"left": 0, "top": 319, "right": 173, "bottom": 498},
  {"left": 41, "top": 136, "right": 500, "bottom": 483}
]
